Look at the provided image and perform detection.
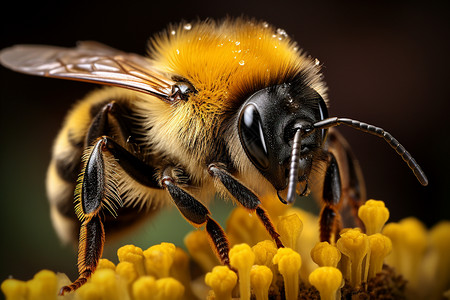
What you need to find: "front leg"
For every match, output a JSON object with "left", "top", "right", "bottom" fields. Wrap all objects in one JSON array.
[
  {"left": 160, "top": 169, "right": 232, "bottom": 266},
  {"left": 208, "top": 164, "right": 284, "bottom": 248},
  {"left": 319, "top": 152, "right": 343, "bottom": 243}
]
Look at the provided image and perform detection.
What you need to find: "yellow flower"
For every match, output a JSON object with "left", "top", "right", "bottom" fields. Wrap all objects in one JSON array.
[{"left": 2, "top": 199, "right": 449, "bottom": 300}]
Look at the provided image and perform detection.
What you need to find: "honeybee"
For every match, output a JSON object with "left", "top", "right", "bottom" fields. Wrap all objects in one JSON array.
[{"left": 0, "top": 17, "right": 427, "bottom": 295}]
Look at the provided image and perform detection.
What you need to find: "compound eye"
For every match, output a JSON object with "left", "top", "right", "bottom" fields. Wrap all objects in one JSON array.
[{"left": 238, "top": 104, "right": 270, "bottom": 170}]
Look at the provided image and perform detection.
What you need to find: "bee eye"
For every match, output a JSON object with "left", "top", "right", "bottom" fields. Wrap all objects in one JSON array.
[
  {"left": 170, "top": 81, "right": 196, "bottom": 101},
  {"left": 238, "top": 104, "right": 270, "bottom": 170}
]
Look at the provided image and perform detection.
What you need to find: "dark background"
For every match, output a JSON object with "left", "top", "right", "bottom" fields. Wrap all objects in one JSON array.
[{"left": 1, "top": 0, "right": 449, "bottom": 291}]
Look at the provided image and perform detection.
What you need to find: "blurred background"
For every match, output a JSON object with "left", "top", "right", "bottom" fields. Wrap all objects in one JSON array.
[{"left": 1, "top": 0, "right": 449, "bottom": 289}]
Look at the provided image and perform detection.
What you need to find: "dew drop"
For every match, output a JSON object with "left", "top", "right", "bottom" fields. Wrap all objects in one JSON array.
[
  {"left": 314, "top": 58, "right": 320, "bottom": 65},
  {"left": 176, "top": 49, "right": 180, "bottom": 55},
  {"left": 239, "top": 60, "right": 245, "bottom": 66},
  {"left": 262, "top": 22, "right": 269, "bottom": 28},
  {"left": 276, "top": 28, "right": 287, "bottom": 37},
  {"left": 235, "top": 41, "right": 240, "bottom": 46},
  {"left": 170, "top": 30, "right": 176, "bottom": 35},
  {"left": 184, "top": 23, "right": 192, "bottom": 30}
]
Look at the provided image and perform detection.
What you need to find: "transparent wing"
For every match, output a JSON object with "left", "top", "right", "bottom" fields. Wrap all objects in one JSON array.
[{"left": 0, "top": 41, "right": 175, "bottom": 102}]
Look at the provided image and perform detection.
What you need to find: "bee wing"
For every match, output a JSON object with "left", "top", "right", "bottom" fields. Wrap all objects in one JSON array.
[{"left": 0, "top": 41, "right": 175, "bottom": 101}]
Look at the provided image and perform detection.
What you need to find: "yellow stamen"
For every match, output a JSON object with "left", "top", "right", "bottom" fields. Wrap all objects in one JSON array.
[
  {"left": 184, "top": 230, "right": 219, "bottom": 272},
  {"left": 143, "top": 242, "right": 176, "bottom": 278},
  {"left": 117, "top": 244, "right": 145, "bottom": 276},
  {"left": 2, "top": 270, "right": 60, "bottom": 300},
  {"left": 336, "top": 229, "right": 369, "bottom": 287},
  {"left": 226, "top": 207, "right": 270, "bottom": 246},
  {"left": 272, "top": 247, "right": 302, "bottom": 300},
  {"left": 252, "top": 240, "right": 278, "bottom": 286},
  {"left": 367, "top": 233, "right": 392, "bottom": 279},
  {"left": 1, "top": 279, "right": 28, "bottom": 300},
  {"left": 229, "top": 243, "right": 255, "bottom": 300},
  {"left": 429, "top": 221, "right": 450, "bottom": 298},
  {"left": 311, "top": 241, "right": 341, "bottom": 268},
  {"left": 277, "top": 213, "right": 303, "bottom": 251},
  {"left": 116, "top": 261, "right": 139, "bottom": 289},
  {"left": 250, "top": 265, "right": 273, "bottom": 300},
  {"left": 309, "top": 267, "right": 343, "bottom": 300},
  {"left": 285, "top": 208, "right": 320, "bottom": 282},
  {"left": 383, "top": 217, "right": 427, "bottom": 285},
  {"left": 170, "top": 247, "right": 196, "bottom": 300},
  {"left": 132, "top": 276, "right": 156, "bottom": 300},
  {"left": 77, "top": 268, "right": 128, "bottom": 300},
  {"left": 27, "top": 270, "right": 58, "bottom": 300},
  {"left": 204, "top": 265, "right": 237, "bottom": 300},
  {"left": 97, "top": 258, "right": 116, "bottom": 271},
  {"left": 358, "top": 199, "right": 390, "bottom": 235},
  {"left": 155, "top": 278, "right": 185, "bottom": 300}
]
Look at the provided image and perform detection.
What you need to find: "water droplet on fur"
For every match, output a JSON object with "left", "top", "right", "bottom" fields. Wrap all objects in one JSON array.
[
  {"left": 239, "top": 60, "right": 245, "bottom": 66},
  {"left": 262, "top": 22, "right": 269, "bottom": 28},
  {"left": 276, "top": 28, "right": 287, "bottom": 37},
  {"left": 184, "top": 23, "right": 192, "bottom": 30},
  {"left": 170, "top": 30, "right": 176, "bottom": 35},
  {"left": 235, "top": 41, "right": 240, "bottom": 46},
  {"left": 315, "top": 58, "right": 320, "bottom": 65}
]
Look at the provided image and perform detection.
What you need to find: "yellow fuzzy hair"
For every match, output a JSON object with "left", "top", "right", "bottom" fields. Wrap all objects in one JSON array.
[{"left": 140, "top": 17, "right": 327, "bottom": 168}]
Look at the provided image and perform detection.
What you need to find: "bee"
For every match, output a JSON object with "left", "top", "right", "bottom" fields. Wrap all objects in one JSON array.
[{"left": 0, "top": 17, "right": 427, "bottom": 295}]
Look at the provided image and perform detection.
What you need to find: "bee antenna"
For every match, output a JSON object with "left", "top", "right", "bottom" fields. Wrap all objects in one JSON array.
[
  {"left": 313, "top": 117, "right": 429, "bottom": 186},
  {"left": 286, "top": 129, "right": 303, "bottom": 204}
]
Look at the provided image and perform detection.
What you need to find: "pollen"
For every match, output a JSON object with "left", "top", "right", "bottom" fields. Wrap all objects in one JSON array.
[
  {"left": 309, "top": 267, "right": 343, "bottom": 300},
  {"left": 204, "top": 265, "right": 237, "bottom": 300},
  {"left": 273, "top": 247, "right": 302, "bottom": 300}
]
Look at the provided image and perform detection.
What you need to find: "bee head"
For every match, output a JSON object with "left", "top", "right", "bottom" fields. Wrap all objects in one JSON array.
[{"left": 238, "top": 81, "right": 328, "bottom": 196}]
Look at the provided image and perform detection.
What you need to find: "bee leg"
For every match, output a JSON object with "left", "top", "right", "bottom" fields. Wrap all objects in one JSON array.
[
  {"left": 319, "top": 152, "right": 343, "bottom": 243},
  {"left": 59, "top": 140, "right": 108, "bottom": 295},
  {"left": 59, "top": 136, "right": 161, "bottom": 295},
  {"left": 208, "top": 164, "right": 284, "bottom": 248},
  {"left": 326, "top": 128, "right": 366, "bottom": 229},
  {"left": 161, "top": 172, "right": 231, "bottom": 266}
]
